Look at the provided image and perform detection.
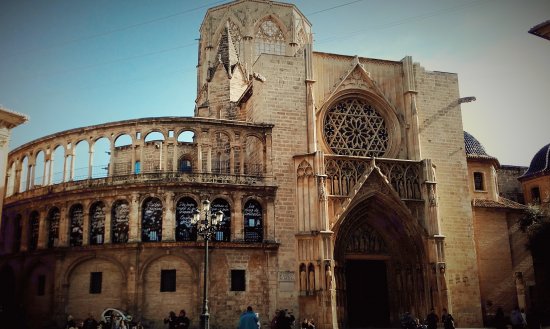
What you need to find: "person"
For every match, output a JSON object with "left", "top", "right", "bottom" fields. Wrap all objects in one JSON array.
[
  {"left": 401, "top": 312, "right": 415, "bottom": 329},
  {"left": 306, "top": 319, "right": 315, "bottom": 329},
  {"left": 270, "top": 310, "right": 279, "bottom": 329},
  {"left": 441, "top": 308, "right": 455, "bottom": 329},
  {"left": 65, "top": 315, "right": 77, "bottom": 329},
  {"left": 176, "top": 309, "right": 190, "bottom": 329},
  {"left": 426, "top": 308, "right": 439, "bottom": 329},
  {"left": 239, "top": 306, "right": 259, "bottom": 329},
  {"left": 511, "top": 306, "right": 525, "bottom": 329},
  {"left": 83, "top": 313, "right": 98, "bottom": 329},
  {"left": 164, "top": 311, "right": 178, "bottom": 329},
  {"left": 520, "top": 308, "right": 527, "bottom": 328},
  {"left": 301, "top": 318, "right": 309, "bottom": 329},
  {"left": 494, "top": 307, "right": 507, "bottom": 329}
]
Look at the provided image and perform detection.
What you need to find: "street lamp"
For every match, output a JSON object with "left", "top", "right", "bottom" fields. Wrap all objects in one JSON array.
[{"left": 192, "top": 199, "right": 224, "bottom": 329}]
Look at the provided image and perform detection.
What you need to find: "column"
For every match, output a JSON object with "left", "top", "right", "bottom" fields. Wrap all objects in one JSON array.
[
  {"left": 19, "top": 211, "right": 29, "bottom": 252},
  {"left": 108, "top": 144, "right": 115, "bottom": 177},
  {"left": 163, "top": 192, "right": 175, "bottom": 241},
  {"left": 37, "top": 209, "right": 48, "bottom": 249},
  {"left": 129, "top": 193, "right": 140, "bottom": 242},
  {"left": 82, "top": 201, "right": 90, "bottom": 246},
  {"left": 104, "top": 200, "right": 112, "bottom": 244},
  {"left": 265, "top": 132, "right": 272, "bottom": 176},
  {"left": 88, "top": 147, "right": 94, "bottom": 179},
  {"left": 265, "top": 197, "right": 275, "bottom": 242},
  {"left": 233, "top": 192, "right": 243, "bottom": 240},
  {"left": 58, "top": 204, "right": 68, "bottom": 247}
]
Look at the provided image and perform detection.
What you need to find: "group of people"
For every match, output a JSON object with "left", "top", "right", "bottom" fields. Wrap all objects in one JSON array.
[
  {"left": 401, "top": 308, "right": 455, "bottom": 329},
  {"left": 493, "top": 306, "right": 531, "bottom": 329},
  {"left": 238, "top": 306, "right": 303, "bottom": 329},
  {"left": 163, "top": 310, "right": 191, "bottom": 329}
]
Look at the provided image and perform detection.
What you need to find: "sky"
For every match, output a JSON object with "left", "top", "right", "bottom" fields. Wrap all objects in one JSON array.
[{"left": 0, "top": 0, "right": 549, "bottom": 167}]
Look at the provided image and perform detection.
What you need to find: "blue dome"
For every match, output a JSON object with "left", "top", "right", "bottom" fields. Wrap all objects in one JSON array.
[
  {"left": 464, "top": 131, "right": 497, "bottom": 161},
  {"left": 522, "top": 143, "right": 550, "bottom": 179}
]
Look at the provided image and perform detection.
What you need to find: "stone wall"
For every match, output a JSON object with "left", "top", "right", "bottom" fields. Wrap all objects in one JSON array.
[{"left": 415, "top": 66, "right": 483, "bottom": 325}]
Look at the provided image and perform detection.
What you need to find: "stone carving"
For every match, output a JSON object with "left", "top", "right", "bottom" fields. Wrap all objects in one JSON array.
[
  {"left": 345, "top": 225, "right": 387, "bottom": 254},
  {"left": 323, "top": 97, "right": 388, "bottom": 157}
]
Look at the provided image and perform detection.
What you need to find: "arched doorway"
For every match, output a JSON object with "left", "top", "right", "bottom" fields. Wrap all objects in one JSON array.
[{"left": 333, "top": 194, "right": 430, "bottom": 328}]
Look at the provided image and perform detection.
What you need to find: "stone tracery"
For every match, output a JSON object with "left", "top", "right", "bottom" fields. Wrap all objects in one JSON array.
[{"left": 323, "top": 98, "right": 389, "bottom": 157}]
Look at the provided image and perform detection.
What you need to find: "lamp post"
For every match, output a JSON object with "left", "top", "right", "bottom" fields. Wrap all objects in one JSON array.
[{"left": 192, "top": 199, "right": 224, "bottom": 329}]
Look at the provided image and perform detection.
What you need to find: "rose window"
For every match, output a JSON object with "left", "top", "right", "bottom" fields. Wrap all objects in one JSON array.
[{"left": 323, "top": 98, "right": 389, "bottom": 157}]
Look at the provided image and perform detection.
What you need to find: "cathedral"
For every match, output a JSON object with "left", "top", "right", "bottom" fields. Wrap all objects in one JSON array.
[{"left": 0, "top": 1, "right": 540, "bottom": 328}]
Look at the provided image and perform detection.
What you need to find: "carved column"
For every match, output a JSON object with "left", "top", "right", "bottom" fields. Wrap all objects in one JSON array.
[
  {"left": 37, "top": 208, "right": 47, "bottom": 249},
  {"left": 58, "top": 204, "right": 69, "bottom": 247},
  {"left": 129, "top": 193, "right": 140, "bottom": 242},
  {"left": 81, "top": 201, "right": 90, "bottom": 246},
  {"left": 233, "top": 192, "right": 243, "bottom": 241},
  {"left": 104, "top": 199, "right": 112, "bottom": 244},
  {"left": 163, "top": 192, "right": 175, "bottom": 241}
]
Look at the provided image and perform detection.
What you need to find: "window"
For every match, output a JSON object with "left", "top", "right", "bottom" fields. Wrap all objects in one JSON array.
[
  {"left": 141, "top": 197, "right": 163, "bottom": 242},
  {"left": 473, "top": 172, "right": 484, "bottom": 191},
  {"left": 90, "top": 272, "right": 102, "bottom": 294},
  {"left": 231, "top": 270, "right": 246, "bottom": 291},
  {"left": 531, "top": 187, "right": 541, "bottom": 204},
  {"left": 178, "top": 158, "right": 192, "bottom": 173},
  {"left": 37, "top": 275, "right": 46, "bottom": 296},
  {"left": 160, "top": 269, "right": 176, "bottom": 292},
  {"left": 243, "top": 200, "right": 263, "bottom": 243},
  {"left": 134, "top": 161, "right": 141, "bottom": 174}
]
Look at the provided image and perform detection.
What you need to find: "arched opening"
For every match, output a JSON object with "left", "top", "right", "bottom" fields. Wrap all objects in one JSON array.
[
  {"left": 212, "top": 132, "right": 230, "bottom": 174},
  {"left": 113, "top": 134, "right": 133, "bottom": 175},
  {"left": 175, "top": 197, "right": 197, "bottom": 241},
  {"left": 243, "top": 199, "right": 263, "bottom": 242},
  {"left": 92, "top": 137, "right": 111, "bottom": 178},
  {"left": 20, "top": 156, "right": 29, "bottom": 192},
  {"left": 90, "top": 201, "right": 106, "bottom": 245},
  {"left": 141, "top": 197, "right": 163, "bottom": 242},
  {"left": 34, "top": 150, "right": 45, "bottom": 187},
  {"left": 245, "top": 135, "right": 264, "bottom": 176},
  {"left": 111, "top": 200, "right": 129, "bottom": 244},
  {"left": 47, "top": 207, "right": 60, "bottom": 248},
  {"left": 29, "top": 211, "right": 40, "bottom": 250},
  {"left": 211, "top": 198, "right": 231, "bottom": 241},
  {"left": 143, "top": 132, "right": 165, "bottom": 173},
  {"left": 52, "top": 145, "right": 65, "bottom": 184},
  {"left": 177, "top": 130, "right": 195, "bottom": 143},
  {"left": 178, "top": 156, "right": 193, "bottom": 173},
  {"left": 333, "top": 195, "right": 429, "bottom": 328},
  {"left": 74, "top": 140, "right": 90, "bottom": 181},
  {"left": 69, "top": 204, "right": 84, "bottom": 246}
]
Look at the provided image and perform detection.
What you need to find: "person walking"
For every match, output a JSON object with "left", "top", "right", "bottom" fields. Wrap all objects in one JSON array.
[
  {"left": 511, "top": 306, "right": 525, "bottom": 329},
  {"left": 441, "top": 308, "right": 455, "bottom": 329},
  {"left": 426, "top": 309, "right": 439, "bottom": 329},
  {"left": 239, "top": 306, "right": 259, "bottom": 329}
]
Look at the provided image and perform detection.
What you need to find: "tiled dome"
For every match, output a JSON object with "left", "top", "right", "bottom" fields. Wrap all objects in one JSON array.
[
  {"left": 521, "top": 143, "right": 550, "bottom": 179},
  {"left": 464, "top": 131, "right": 498, "bottom": 161}
]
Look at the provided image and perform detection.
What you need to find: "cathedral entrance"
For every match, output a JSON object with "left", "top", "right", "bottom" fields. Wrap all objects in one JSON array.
[{"left": 346, "top": 260, "right": 390, "bottom": 328}]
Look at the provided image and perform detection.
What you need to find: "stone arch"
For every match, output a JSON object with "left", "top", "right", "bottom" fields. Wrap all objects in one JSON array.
[
  {"left": 51, "top": 144, "right": 65, "bottom": 184},
  {"left": 253, "top": 15, "right": 288, "bottom": 61},
  {"left": 33, "top": 150, "right": 46, "bottom": 186},
  {"left": 114, "top": 133, "right": 133, "bottom": 147},
  {"left": 89, "top": 201, "right": 106, "bottom": 245},
  {"left": 175, "top": 196, "right": 198, "bottom": 242},
  {"left": 20, "top": 155, "right": 29, "bottom": 192},
  {"left": 319, "top": 89, "right": 402, "bottom": 159},
  {"left": 244, "top": 134, "right": 264, "bottom": 176},
  {"left": 211, "top": 130, "right": 232, "bottom": 174},
  {"left": 63, "top": 255, "right": 127, "bottom": 320},
  {"left": 139, "top": 254, "right": 198, "bottom": 326},
  {"left": 210, "top": 197, "right": 232, "bottom": 242},
  {"left": 111, "top": 199, "right": 130, "bottom": 244},
  {"left": 243, "top": 198, "right": 263, "bottom": 242},
  {"left": 141, "top": 196, "right": 163, "bottom": 242},
  {"left": 69, "top": 203, "right": 84, "bottom": 247},
  {"left": 332, "top": 192, "right": 429, "bottom": 328},
  {"left": 176, "top": 129, "right": 196, "bottom": 143}
]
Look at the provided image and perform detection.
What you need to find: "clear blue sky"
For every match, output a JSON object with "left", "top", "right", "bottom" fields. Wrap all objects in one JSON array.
[{"left": 1, "top": 0, "right": 548, "bottom": 166}]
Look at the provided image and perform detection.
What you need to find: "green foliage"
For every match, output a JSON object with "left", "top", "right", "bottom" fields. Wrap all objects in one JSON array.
[{"left": 519, "top": 204, "right": 550, "bottom": 254}]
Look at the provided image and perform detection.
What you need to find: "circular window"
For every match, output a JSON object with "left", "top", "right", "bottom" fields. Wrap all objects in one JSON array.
[{"left": 323, "top": 98, "right": 389, "bottom": 157}]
